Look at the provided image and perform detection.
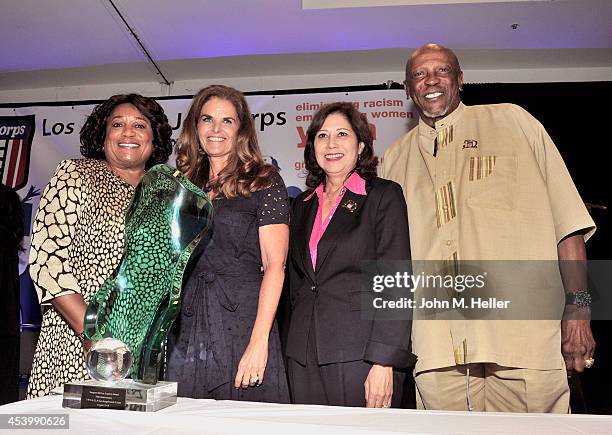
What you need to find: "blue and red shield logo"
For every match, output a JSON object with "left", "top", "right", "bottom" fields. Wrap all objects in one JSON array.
[{"left": 0, "top": 115, "right": 35, "bottom": 190}]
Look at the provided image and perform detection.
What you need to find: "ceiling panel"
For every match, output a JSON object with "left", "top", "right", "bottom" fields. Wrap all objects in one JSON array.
[
  {"left": 116, "top": 0, "right": 612, "bottom": 61},
  {"left": 302, "top": 0, "right": 551, "bottom": 8},
  {"left": 0, "top": 0, "right": 150, "bottom": 72},
  {"left": 0, "top": 0, "right": 610, "bottom": 90}
]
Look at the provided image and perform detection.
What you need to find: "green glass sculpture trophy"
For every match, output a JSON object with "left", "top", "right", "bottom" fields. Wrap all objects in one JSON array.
[{"left": 63, "top": 164, "right": 212, "bottom": 412}]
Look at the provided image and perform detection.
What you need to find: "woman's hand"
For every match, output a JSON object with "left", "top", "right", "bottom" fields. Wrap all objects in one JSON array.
[
  {"left": 82, "top": 339, "right": 93, "bottom": 362},
  {"left": 364, "top": 364, "right": 393, "bottom": 408},
  {"left": 232, "top": 223, "right": 287, "bottom": 390},
  {"left": 234, "top": 337, "right": 269, "bottom": 389}
]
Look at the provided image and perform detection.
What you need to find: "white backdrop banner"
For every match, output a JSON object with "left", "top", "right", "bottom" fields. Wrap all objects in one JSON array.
[{"left": 0, "top": 89, "right": 417, "bottom": 273}]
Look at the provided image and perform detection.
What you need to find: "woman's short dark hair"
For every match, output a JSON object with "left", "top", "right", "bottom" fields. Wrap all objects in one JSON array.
[
  {"left": 80, "top": 94, "right": 172, "bottom": 169},
  {"left": 304, "top": 102, "right": 377, "bottom": 189}
]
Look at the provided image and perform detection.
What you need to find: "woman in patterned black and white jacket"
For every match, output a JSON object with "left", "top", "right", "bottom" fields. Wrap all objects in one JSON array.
[{"left": 27, "top": 94, "right": 172, "bottom": 398}]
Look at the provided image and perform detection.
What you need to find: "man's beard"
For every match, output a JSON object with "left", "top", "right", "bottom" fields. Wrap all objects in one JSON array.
[{"left": 422, "top": 105, "right": 450, "bottom": 119}]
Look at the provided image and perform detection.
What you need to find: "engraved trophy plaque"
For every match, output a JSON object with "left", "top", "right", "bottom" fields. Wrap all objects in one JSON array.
[{"left": 63, "top": 164, "right": 212, "bottom": 411}]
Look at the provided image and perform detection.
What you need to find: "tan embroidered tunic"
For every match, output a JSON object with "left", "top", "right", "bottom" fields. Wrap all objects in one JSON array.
[{"left": 382, "top": 103, "right": 595, "bottom": 373}]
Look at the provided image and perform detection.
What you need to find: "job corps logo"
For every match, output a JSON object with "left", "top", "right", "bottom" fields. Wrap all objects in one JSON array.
[{"left": 0, "top": 115, "right": 35, "bottom": 190}]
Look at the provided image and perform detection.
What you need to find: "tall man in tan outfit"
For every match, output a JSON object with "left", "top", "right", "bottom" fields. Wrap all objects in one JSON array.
[{"left": 381, "top": 43, "right": 596, "bottom": 413}]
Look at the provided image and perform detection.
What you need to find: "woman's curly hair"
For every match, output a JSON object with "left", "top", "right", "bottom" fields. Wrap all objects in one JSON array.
[
  {"left": 175, "top": 85, "right": 276, "bottom": 198},
  {"left": 304, "top": 102, "right": 377, "bottom": 189},
  {"left": 79, "top": 94, "right": 172, "bottom": 169}
]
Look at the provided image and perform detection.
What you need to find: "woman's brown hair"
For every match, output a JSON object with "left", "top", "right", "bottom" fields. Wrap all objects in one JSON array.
[{"left": 175, "top": 85, "right": 275, "bottom": 197}]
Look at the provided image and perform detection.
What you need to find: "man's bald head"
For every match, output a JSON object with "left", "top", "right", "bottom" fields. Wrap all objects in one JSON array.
[
  {"left": 403, "top": 43, "right": 464, "bottom": 127},
  {"left": 405, "top": 43, "right": 461, "bottom": 80}
]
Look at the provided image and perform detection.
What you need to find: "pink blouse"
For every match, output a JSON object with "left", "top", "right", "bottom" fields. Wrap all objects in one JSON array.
[{"left": 304, "top": 172, "right": 367, "bottom": 270}]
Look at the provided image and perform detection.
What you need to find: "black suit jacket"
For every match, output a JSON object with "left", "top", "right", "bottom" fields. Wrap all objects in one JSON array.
[{"left": 286, "top": 177, "right": 414, "bottom": 368}]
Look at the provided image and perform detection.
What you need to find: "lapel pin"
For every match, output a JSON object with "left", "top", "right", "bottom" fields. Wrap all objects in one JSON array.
[
  {"left": 463, "top": 139, "right": 478, "bottom": 149},
  {"left": 342, "top": 199, "right": 358, "bottom": 213}
]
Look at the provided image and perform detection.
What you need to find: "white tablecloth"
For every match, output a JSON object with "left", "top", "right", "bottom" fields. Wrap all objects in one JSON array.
[{"left": 1, "top": 395, "right": 611, "bottom": 434}]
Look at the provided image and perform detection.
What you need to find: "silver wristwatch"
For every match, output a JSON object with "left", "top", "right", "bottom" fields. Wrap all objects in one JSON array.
[{"left": 565, "top": 290, "right": 592, "bottom": 309}]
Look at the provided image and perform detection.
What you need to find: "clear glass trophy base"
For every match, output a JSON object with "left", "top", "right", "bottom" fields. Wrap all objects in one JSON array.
[{"left": 62, "top": 380, "right": 177, "bottom": 412}]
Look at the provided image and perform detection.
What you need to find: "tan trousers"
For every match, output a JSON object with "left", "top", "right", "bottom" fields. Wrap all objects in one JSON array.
[{"left": 415, "top": 364, "right": 570, "bottom": 413}]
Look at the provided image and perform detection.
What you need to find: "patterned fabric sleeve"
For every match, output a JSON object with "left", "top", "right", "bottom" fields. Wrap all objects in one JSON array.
[
  {"left": 29, "top": 159, "right": 82, "bottom": 304},
  {"left": 257, "top": 171, "right": 289, "bottom": 227}
]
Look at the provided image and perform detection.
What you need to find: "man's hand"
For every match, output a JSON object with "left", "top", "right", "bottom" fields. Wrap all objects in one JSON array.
[
  {"left": 561, "top": 305, "right": 595, "bottom": 373},
  {"left": 558, "top": 233, "right": 595, "bottom": 374}
]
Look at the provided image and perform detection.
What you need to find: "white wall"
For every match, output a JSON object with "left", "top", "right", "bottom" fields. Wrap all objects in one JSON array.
[{"left": 1, "top": 66, "right": 610, "bottom": 104}]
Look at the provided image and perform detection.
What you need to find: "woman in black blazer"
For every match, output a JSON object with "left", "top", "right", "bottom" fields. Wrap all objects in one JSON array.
[{"left": 286, "top": 102, "right": 414, "bottom": 408}]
